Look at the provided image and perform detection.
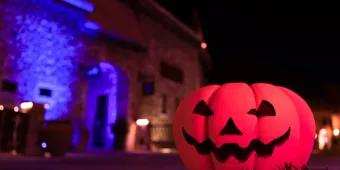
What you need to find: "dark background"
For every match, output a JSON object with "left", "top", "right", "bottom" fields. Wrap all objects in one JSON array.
[{"left": 157, "top": 0, "right": 340, "bottom": 99}]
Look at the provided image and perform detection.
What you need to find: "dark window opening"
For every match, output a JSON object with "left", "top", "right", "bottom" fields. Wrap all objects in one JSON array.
[
  {"left": 93, "top": 95, "right": 108, "bottom": 147},
  {"left": 40, "top": 88, "right": 52, "bottom": 97},
  {"left": 321, "top": 117, "right": 332, "bottom": 126},
  {"left": 1, "top": 80, "right": 17, "bottom": 93},
  {"left": 142, "top": 81, "right": 155, "bottom": 96},
  {"left": 162, "top": 94, "right": 167, "bottom": 114},
  {"left": 160, "top": 62, "right": 184, "bottom": 83}
]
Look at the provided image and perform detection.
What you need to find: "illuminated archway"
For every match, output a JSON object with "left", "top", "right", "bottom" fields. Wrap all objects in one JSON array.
[{"left": 85, "top": 62, "right": 128, "bottom": 150}]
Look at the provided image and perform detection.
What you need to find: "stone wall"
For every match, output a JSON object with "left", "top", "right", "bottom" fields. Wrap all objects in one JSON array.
[
  {"left": 137, "top": 12, "right": 202, "bottom": 125},
  {"left": 0, "top": 0, "right": 203, "bottom": 150},
  {"left": 0, "top": 0, "right": 87, "bottom": 120}
]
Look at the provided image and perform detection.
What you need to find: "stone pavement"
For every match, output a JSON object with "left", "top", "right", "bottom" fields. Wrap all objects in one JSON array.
[
  {"left": 0, "top": 152, "right": 339, "bottom": 170},
  {"left": 0, "top": 152, "right": 185, "bottom": 170}
]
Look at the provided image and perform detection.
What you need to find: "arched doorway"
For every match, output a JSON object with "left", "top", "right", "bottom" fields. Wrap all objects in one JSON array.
[{"left": 85, "top": 62, "right": 128, "bottom": 151}]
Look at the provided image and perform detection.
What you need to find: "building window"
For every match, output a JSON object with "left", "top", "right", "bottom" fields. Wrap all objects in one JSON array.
[
  {"left": 1, "top": 80, "right": 17, "bottom": 93},
  {"left": 322, "top": 117, "right": 332, "bottom": 126},
  {"left": 161, "top": 94, "right": 167, "bottom": 114},
  {"left": 142, "top": 81, "right": 155, "bottom": 96},
  {"left": 160, "top": 61, "right": 184, "bottom": 83},
  {"left": 39, "top": 88, "right": 52, "bottom": 97}
]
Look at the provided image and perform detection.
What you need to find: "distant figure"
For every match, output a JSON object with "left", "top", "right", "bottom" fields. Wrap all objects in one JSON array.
[{"left": 112, "top": 118, "right": 128, "bottom": 151}]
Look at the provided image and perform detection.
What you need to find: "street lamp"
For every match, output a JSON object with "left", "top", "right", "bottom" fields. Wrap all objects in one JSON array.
[
  {"left": 136, "top": 119, "right": 149, "bottom": 126},
  {"left": 201, "top": 42, "right": 207, "bottom": 49},
  {"left": 135, "top": 118, "right": 150, "bottom": 151},
  {"left": 13, "top": 106, "right": 19, "bottom": 112},
  {"left": 333, "top": 128, "right": 340, "bottom": 137},
  {"left": 20, "top": 102, "right": 33, "bottom": 110}
]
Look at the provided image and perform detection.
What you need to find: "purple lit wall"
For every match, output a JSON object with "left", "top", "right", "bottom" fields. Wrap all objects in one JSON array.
[
  {"left": 0, "top": 0, "right": 87, "bottom": 120},
  {"left": 0, "top": 0, "right": 130, "bottom": 150}
]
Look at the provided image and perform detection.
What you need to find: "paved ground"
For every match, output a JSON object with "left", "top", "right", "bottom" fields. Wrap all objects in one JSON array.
[
  {"left": 0, "top": 152, "right": 339, "bottom": 170},
  {"left": 0, "top": 152, "right": 185, "bottom": 170}
]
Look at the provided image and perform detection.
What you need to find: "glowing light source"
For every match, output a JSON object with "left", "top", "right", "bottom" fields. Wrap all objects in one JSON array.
[
  {"left": 201, "top": 42, "right": 207, "bottom": 49},
  {"left": 41, "top": 142, "right": 47, "bottom": 149},
  {"left": 11, "top": 150, "right": 17, "bottom": 156},
  {"left": 126, "top": 123, "right": 137, "bottom": 151},
  {"left": 320, "top": 128, "right": 327, "bottom": 135},
  {"left": 20, "top": 102, "right": 33, "bottom": 110},
  {"left": 84, "top": 21, "right": 101, "bottom": 31},
  {"left": 333, "top": 128, "right": 340, "bottom": 137},
  {"left": 160, "top": 148, "right": 174, "bottom": 154},
  {"left": 315, "top": 133, "right": 317, "bottom": 139},
  {"left": 61, "top": 0, "right": 94, "bottom": 12},
  {"left": 318, "top": 128, "right": 330, "bottom": 150},
  {"left": 136, "top": 119, "right": 149, "bottom": 126},
  {"left": 44, "top": 152, "right": 51, "bottom": 158},
  {"left": 44, "top": 104, "right": 50, "bottom": 110},
  {"left": 87, "top": 66, "right": 100, "bottom": 76},
  {"left": 14, "top": 106, "right": 19, "bottom": 112},
  {"left": 0, "top": 105, "right": 4, "bottom": 111}
]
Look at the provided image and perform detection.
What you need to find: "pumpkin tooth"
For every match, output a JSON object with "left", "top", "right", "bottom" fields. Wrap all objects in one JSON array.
[{"left": 182, "top": 127, "right": 291, "bottom": 162}]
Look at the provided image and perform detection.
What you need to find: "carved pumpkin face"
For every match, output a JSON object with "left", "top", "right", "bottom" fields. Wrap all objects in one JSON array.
[{"left": 173, "top": 83, "right": 315, "bottom": 170}]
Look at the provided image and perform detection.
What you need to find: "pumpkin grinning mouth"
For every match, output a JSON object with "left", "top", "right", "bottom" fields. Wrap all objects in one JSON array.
[{"left": 182, "top": 127, "right": 291, "bottom": 162}]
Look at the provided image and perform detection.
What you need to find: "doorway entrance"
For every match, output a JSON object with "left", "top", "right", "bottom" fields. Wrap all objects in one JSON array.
[
  {"left": 93, "top": 95, "right": 108, "bottom": 147},
  {"left": 85, "top": 62, "right": 128, "bottom": 151}
]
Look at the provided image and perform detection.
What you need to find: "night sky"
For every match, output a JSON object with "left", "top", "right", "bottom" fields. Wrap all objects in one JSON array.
[{"left": 158, "top": 1, "right": 340, "bottom": 99}]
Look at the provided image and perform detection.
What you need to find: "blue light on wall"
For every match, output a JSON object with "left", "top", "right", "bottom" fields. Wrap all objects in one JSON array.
[
  {"left": 15, "top": 16, "right": 82, "bottom": 120},
  {"left": 87, "top": 66, "right": 100, "bottom": 76},
  {"left": 99, "top": 62, "right": 118, "bottom": 142},
  {"left": 85, "top": 62, "right": 119, "bottom": 150},
  {"left": 84, "top": 21, "right": 101, "bottom": 31},
  {"left": 1, "top": 0, "right": 130, "bottom": 151},
  {"left": 61, "top": 0, "right": 94, "bottom": 12},
  {"left": 1, "top": 0, "right": 86, "bottom": 120}
]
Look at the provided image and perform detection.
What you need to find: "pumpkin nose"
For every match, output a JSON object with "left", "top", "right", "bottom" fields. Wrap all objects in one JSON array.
[{"left": 220, "top": 118, "right": 243, "bottom": 135}]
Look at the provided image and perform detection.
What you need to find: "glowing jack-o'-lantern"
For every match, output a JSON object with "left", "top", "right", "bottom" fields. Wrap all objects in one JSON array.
[{"left": 173, "top": 83, "right": 315, "bottom": 170}]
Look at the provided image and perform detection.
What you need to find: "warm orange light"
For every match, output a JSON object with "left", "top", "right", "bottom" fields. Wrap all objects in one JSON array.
[
  {"left": 0, "top": 105, "right": 4, "bottom": 111},
  {"left": 126, "top": 122, "right": 137, "bottom": 151},
  {"left": 136, "top": 119, "right": 149, "bottom": 126},
  {"left": 44, "top": 104, "right": 50, "bottom": 110},
  {"left": 333, "top": 128, "right": 340, "bottom": 137},
  {"left": 20, "top": 102, "right": 33, "bottom": 110},
  {"left": 318, "top": 128, "right": 329, "bottom": 150},
  {"left": 160, "top": 148, "right": 174, "bottom": 154},
  {"left": 201, "top": 42, "right": 207, "bottom": 49},
  {"left": 13, "top": 106, "right": 19, "bottom": 112}
]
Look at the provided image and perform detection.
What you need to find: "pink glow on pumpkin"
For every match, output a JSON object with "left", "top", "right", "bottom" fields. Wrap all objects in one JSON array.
[{"left": 173, "top": 83, "right": 315, "bottom": 170}]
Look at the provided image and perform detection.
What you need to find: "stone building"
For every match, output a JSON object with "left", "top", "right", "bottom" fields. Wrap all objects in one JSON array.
[{"left": 0, "top": 0, "right": 207, "bottom": 152}]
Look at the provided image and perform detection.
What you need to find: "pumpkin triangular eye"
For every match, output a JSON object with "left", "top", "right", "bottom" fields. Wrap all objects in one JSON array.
[
  {"left": 248, "top": 100, "right": 276, "bottom": 118},
  {"left": 193, "top": 100, "right": 213, "bottom": 116},
  {"left": 220, "top": 118, "right": 243, "bottom": 135}
]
